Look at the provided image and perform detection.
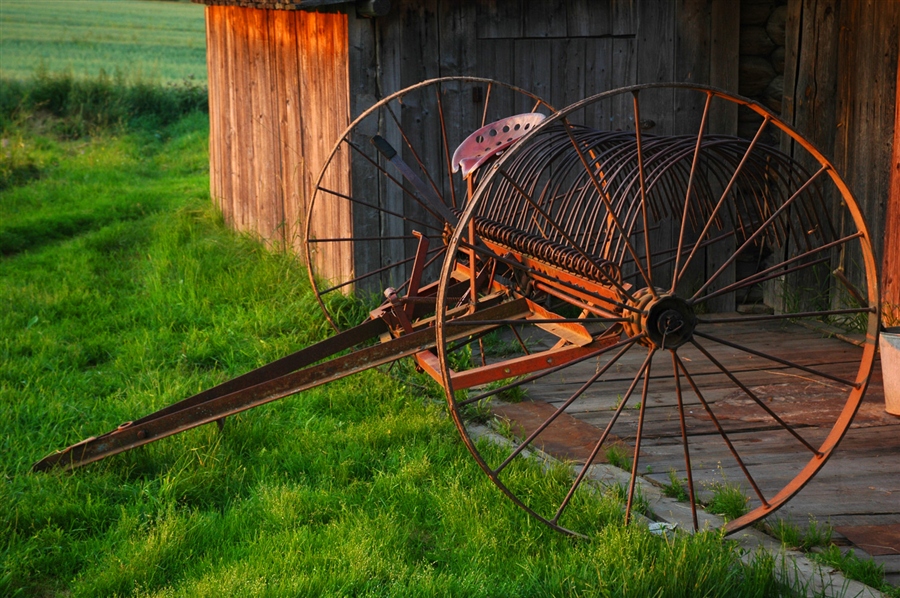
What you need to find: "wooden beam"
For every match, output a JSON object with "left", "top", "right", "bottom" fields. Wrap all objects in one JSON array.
[{"left": 884, "top": 44, "right": 900, "bottom": 326}]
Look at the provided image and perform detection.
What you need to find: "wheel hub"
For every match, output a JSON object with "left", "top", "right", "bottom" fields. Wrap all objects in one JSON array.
[{"left": 624, "top": 290, "right": 698, "bottom": 349}]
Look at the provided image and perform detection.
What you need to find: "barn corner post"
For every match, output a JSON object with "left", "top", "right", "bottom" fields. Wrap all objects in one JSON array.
[{"left": 884, "top": 41, "right": 900, "bottom": 327}]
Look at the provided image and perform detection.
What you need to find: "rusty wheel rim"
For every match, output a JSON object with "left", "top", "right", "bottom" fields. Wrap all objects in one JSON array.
[
  {"left": 436, "top": 83, "right": 878, "bottom": 536},
  {"left": 306, "top": 77, "right": 553, "bottom": 331}
]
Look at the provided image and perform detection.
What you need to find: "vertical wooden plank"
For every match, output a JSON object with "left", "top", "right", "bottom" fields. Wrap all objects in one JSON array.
[
  {"left": 330, "top": 11, "right": 352, "bottom": 283},
  {"left": 523, "top": 0, "right": 567, "bottom": 38},
  {"left": 476, "top": 38, "right": 516, "bottom": 115},
  {"left": 264, "top": 10, "right": 285, "bottom": 248},
  {"left": 673, "top": 0, "right": 710, "bottom": 133},
  {"left": 346, "top": 14, "right": 379, "bottom": 282},
  {"left": 779, "top": 0, "right": 801, "bottom": 155},
  {"left": 634, "top": 0, "right": 675, "bottom": 294},
  {"left": 228, "top": 6, "right": 248, "bottom": 231},
  {"left": 373, "top": 7, "right": 404, "bottom": 288},
  {"left": 611, "top": 0, "right": 637, "bottom": 36},
  {"left": 566, "top": 0, "right": 611, "bottom": 37},
  {"left": 583, "top": 37, "right": 612, "bottom": 129},
  {"left": 205, "top": 6, "right": 223, "bottom": 213},
  {"left": 437, "top": 1, "right": 479, "bottom": 209},
  {"left": 247, "top": 7, "right": 275, "bottom": 244},
  {"left": 514, "top": 39, "right": 553, "bottom": 112},
  {"left": 553, "top": 37, "right": 586, "bottom": 113},
  {"left": 884, "top": 45, "right": 900, "bottom": 324},
  {"left": 832, "top": 0, "right": 867, "bottom": 304},
  {"left": 214, "top": 5, "right": 234, "bottom": 227},
  {"left": 272, "top": 10, "right": 304, "bottom": 251},
  {"left": 835, "top": 0, "right": 900, "bottom": 289},
  {"left": 609, "top": 36, "right": 637, "bottom": 130},
  {"left": 635, "top": 0, "right": 674, "bottom": 133},
  {"left": 794, "top": 0, "right": 840, "bottom": 163},
  {"left": 298, "top": 10, "right": 319, "bottom": 272},
  {"left": 215, "top": 6, "right": 234, "bottom": 226},
  {"left": 299, "top": 10, "right": 351, "bottom": 284},
  {"left": 476, "top": 0, "right": 523, "bottom": 39},
  {"left": 398, "top": 0, "right": 441, "bottom": 260},
  {"left": 769, "top": 0, "right": 802, "bottom": 311},
  {"left": 437, "top": 0, "right": 477, "bottom": 76}
]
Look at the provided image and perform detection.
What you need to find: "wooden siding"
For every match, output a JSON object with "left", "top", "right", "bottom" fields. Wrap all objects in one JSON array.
[
  {"left": 341, "top": 0, "right": 741, "bottom": 302},
  {"left": 206, "top": 5, "right": 350, "bottom": 254},
  {"left": 353, "top": 0, "right": 739, "bottom": 131},
  {"left": 203, "top": 0, "right": 897, "bottom": 313}
]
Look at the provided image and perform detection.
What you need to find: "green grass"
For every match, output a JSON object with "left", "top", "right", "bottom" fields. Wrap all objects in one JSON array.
[
  {"left": 766, "top": 517, "right": 833, "bottom": 552},
  {"left": 1, "top": 74, "right": 795, "bottom": 595},
  {"left": 811, "top": 547, "right": 900, "bottom": 598},
  {"left": 704, "top": 480, "right": 749, "bottom": 522},
  {"left": 0, "top": 0, "right": 207, "bottom": 84},
  {"left": 662, "top": 468, "right": 690, "bottom": 502}
]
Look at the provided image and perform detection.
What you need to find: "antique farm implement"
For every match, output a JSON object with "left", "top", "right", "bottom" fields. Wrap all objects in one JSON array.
[{"left": 35, "top": 79, "right": 879, "bottom": 537}]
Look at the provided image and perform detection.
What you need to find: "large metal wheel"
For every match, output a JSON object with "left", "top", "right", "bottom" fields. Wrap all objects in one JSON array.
[
  {"left": 306, "top": 77, "right": 553, "bottom": 330},
  {"left": 435, "top": 83, "right": 879, "bottom": 536}
]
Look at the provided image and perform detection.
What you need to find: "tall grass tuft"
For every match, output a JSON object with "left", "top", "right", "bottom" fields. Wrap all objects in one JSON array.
[{"left": 1, "top": 69, "right": 207, "bottom": 138}]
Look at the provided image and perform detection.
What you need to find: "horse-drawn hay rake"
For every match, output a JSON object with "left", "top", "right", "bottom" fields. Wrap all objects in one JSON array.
[{"left": 35, "top": 79, "right": 879, "bottom": 537}]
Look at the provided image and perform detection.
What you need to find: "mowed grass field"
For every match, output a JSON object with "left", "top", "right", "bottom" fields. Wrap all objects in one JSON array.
[{"left": 0, "top": 0, "right": 207, "bottom": 83}]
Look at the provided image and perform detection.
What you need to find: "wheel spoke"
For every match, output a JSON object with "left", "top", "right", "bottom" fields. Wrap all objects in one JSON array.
[
  {"left": 671, "top": 350, "right": 699, "bottom": 531},
  {"left": 343, "top": 138, "right": 452, "bottom": 226},
  {"left": 690, "top": 339, "right": 821, "bottom": 455},
  {"left": 626, "top": 348, "right": 655, "bottom": 523},
  {"left": 698, "top": 307, "right": 874, "bottom": 325},
  {"left": 673, "top": 352, "right": 770, "bottom": 508},
  {"left": 495, "top": 166, "right": 638, "bottom": 302},
  {"left": 318, "top": 186, "right": 445, "bottom": 235},
  {"left": 493, "top": 336, "right": 641, "bottom": 475},
  {"left": 693, "top": 329, "right": 861, "bottom": 389},
  {"left": 674, "top": 116, "right": 771, "bottom": 289},
  {"left": 671, "top": 92, "right": 713, "bottom": 292},
  {"left": 458, "top": 333, "right": 644, "bottom": 407},
  {"left": 552, "top": 347, "right": 654, "bottom": 525},
  {"left": 559, "top": 118, "right": 656, "bottom": 297},
  {"left": 318, "top": 245, "right": 445, "bottom": 295},
  {"left": 434, "top": 84, "right": 459, "bottom": 210},
  {"left": 691, "top": 164, "right": 829, "bottom": 301},
  {"left": 632, "top": 91, "right": 655, "bottom": 288},
  {"left": 384, "top": 103, "right": 448, "bottom": 213},
  {"left": 691, "top": 231, "right": 864, "bottom": 306}
]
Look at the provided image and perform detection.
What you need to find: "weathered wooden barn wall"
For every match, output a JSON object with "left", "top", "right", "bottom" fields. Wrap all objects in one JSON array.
[
  {"left": 205, "top": 4, "right": 351, "bottom": 256},
  {"left": 780, "top": 0, "right": 900, "bottom": 313},
  {"left": 201, "top": 0, "right": 742, "bottom": 274},
  {"left": 344, "top": 0, "right": 741, "bottom": 305},
  {"left": 350, "top": 0, "right": 739, "bottom": 140}
]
